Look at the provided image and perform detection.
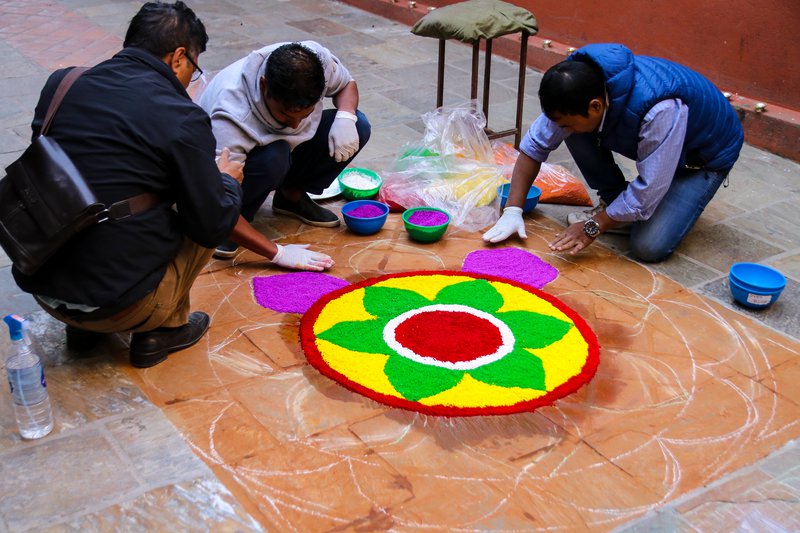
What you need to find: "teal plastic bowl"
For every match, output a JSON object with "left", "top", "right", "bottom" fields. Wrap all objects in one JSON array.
[
  {"left": 729, "top": 262, "right": 786, "bottom": 292},
  {"left": 341, "top": 200, "right": 390, "bottom": 235},
  {"left": 729, "top": 275, "right": 784, "bottom": 309},
  {"left": 402, "top": 207, "right": 450, "bottom": 243},
  {"left": 728, "top": 262, "right": 786, "bottom": 309},
  {"left": 498, "top": 183, "right": 542, "bottom": 213}
]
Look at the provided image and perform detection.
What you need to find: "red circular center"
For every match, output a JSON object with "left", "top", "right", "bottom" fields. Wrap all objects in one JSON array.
[{"left": 393, "top": 310, "right": 503, "bottom": 363}]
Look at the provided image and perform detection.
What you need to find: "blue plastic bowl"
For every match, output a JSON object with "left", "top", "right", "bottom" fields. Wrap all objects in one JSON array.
[
  {"left": 498, "top": 183, "right": 542, "bottom": 213},
  {"left": 729, "top": 262, "right": 786, "bottom": 292},
  {"left": 728, "top": 275, "right": 784, "bottom": 309},
  {"left": 341, "top": 200, "right": 390, "bottom": 235}
]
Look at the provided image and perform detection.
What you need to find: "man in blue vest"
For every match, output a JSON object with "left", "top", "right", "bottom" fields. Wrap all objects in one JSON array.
[{"left": 483, "top": 43, "right": 743, "bottom": 262}]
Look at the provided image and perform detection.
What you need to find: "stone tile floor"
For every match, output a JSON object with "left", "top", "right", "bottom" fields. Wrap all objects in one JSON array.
[{"left": 0, "top": 0, "right": 798, "bottom": 531}]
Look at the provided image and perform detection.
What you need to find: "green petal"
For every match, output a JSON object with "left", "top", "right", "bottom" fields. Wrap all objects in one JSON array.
[
  {"left": 497, "top": 310, "right": 572, "bottom": 349},
  {"left": 468, "top": 348, "right": 546, "bottom": 390},
  {"left": 362, "top": 286, "right": 433, "bottom": 319},
  {"left": 384, "top": 355, "right": 464, "bottom": 401},
  {"left": 434, "top": 279, "right": 503, "bottom": 313},
  {"left": 317, "top": 319, "right": 392, "bottom": 355}
]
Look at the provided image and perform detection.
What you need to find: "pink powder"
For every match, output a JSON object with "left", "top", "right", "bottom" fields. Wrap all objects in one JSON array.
[
  {"left": 462, "top": 247, "right": 558, "bottom": 289},
  {"left": 253, "top": 272, "right": 349, "bottom": 314},
  {"left": 408, "top": 210, "right": 448, "bottom": 226},
  {"left": 347, "top": 205, "right": 385, "bottom": 218}
]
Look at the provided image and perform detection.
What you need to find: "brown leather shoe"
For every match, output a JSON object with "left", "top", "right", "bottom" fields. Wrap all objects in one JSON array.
[{"left": 129, "top": 311, "right": 210, "bottom": 368}]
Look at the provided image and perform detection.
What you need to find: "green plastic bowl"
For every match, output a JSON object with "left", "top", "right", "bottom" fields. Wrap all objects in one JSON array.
[
  {"left": 338, "top": 168, "right": 382, "bottom": 200},
  {"left": 402, "top": 207, "right": 450, "bottom": 243}
]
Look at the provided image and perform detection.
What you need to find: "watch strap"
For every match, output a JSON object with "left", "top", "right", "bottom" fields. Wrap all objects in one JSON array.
[{"left": 583, "top": 218, "right": 600, "bottom": 238}]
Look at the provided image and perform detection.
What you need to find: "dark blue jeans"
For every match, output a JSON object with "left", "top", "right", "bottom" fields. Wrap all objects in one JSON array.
[
  {"left": 565, "top": 133, "right": 729, "bottom": 262},
  {"left": 240, "top": 109, "right": 371, "bottom": 221}
]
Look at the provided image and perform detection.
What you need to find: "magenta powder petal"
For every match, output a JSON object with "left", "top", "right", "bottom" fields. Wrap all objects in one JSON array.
[
  {"left": 462, "top": 248, "right": 558, "bottom": 289},
  {"left": 348, "top": 205, "right": 385, "bottom": 218},
  {"left": 408, "top": 210, "right": 449, "bottom": 226},
  {"left": 253, "top": 272, "right": 350, "bottom": 314}
]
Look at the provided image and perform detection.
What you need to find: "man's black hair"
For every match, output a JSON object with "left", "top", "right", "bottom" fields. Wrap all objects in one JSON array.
[
  {"left": 123, "top": 1, "right": 208, "bottom": 57},
  {"left": 539, "top": 59, "right": 606, "bottom": 119},
  {"left": 265, "top": 43, "right": 326, "bottom": 110}
]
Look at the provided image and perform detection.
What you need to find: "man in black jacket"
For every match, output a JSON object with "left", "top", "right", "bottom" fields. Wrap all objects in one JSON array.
[{"left": 12, "top": 1, "right": 244, "bottom": 368}]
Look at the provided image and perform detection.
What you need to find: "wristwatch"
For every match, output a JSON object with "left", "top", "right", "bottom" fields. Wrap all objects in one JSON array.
[{"left": 583, "top": 218, "right": 601, "bottom": 238}]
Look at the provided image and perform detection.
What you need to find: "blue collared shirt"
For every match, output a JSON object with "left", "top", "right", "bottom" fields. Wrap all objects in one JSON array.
[{"left": 520, "top": 98, "right": 689, "bottom": 222}]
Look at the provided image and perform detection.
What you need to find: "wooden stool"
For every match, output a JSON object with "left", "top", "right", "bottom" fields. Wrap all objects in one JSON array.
[{"left": 411, "top": 0, "right": 538, "bottom": 149}]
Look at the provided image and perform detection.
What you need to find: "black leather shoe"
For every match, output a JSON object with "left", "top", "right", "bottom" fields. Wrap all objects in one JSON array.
[
  {"left": 213, "top": 239, "right": 239, "bottom": 259},
  {"left": 65, "top": 325, "right": 104, "bottom": 352},
  {"left": 272, "top": 190, "right": 340, "bottom": 227},
  {"left": 129, "top": 311, "right": 210, "bottom": 368}
]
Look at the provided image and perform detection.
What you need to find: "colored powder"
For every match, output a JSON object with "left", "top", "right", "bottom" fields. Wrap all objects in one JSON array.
[
  {"left": 253, "top": 272, "right": 349, "bottom": 314},
  {"left": 408, "top": 210, "right": 448, "bottom": 226},
  {"left": 462, "top": 247, "right": 558, "bottom": 289},
  {"left": 393, "top": 310, "right": 503, "bottom": 362},
  {"left": 341, "top": 172, "right": 378, "bottom": 190},
  {"left": 347, "top": 204, "right": 385, "bottom": 218}
]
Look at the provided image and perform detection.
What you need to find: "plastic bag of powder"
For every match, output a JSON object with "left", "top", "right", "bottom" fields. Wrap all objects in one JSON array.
[
  {"left": 377, "top": 101, "right": 505, "bottom": 232},
  {"left": 492, "top": 141, "right": 593, "bottom": 207}
]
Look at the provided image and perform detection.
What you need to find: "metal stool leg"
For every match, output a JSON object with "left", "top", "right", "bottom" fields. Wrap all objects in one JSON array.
[
  {"left": 437, "top": 39, "right": 445, "bottom": 108},
  {"left": 482, "top": 38, "right": 492, "bottom": 123},
  {"left": 434, "top": 32, "right": 528, "bottom": 148},
  {"left": 471, "top": 40, "right": 479, "bottom": 101},
  {"left": 514, "top": 32, "right": 529, "bottom": 149}
]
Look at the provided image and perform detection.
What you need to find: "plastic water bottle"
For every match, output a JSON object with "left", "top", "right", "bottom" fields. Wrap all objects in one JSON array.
[{"left": 3, "top": 314, "right": 54, "bottom": 439}]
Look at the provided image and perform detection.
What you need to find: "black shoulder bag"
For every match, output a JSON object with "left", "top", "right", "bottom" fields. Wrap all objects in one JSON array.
[{"left": 0, "top": 67, "right": 161, "bottom": 276}]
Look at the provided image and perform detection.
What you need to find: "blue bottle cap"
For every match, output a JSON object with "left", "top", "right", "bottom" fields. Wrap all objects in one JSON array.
[{"left": 3, "top": 314, "right": 25, "bottom": 341}]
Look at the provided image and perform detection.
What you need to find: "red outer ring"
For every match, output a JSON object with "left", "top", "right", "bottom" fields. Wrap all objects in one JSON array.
[{"left": 299, "top": 270, "right": 600, "bottom": 417}]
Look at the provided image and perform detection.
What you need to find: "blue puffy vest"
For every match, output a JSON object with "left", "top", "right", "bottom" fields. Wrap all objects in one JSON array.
[{"left": 569, "top": 44, "right": 743, "bottom": 171}]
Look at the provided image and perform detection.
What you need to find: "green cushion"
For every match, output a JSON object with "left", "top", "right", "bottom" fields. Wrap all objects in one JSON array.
[{"left": 411, "top": 0, "right": 538, "bottom": 43}]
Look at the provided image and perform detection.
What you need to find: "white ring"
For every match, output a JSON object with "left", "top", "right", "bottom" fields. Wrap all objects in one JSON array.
[{"left": 383, "top": 304, "right": 515, "bottom": 370}]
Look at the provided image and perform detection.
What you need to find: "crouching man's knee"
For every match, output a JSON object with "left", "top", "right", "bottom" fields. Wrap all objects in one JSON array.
[
  {"left": 355, "top": 111, "right": 371, "bottom": 145},
  {"left": 629, "top": 237, "right": 675, "bottom": 263}
]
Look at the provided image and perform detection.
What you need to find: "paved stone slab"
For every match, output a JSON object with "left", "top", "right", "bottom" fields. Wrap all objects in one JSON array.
[
  {"left": 40, "top": 476, "right": 263, "bottom": 532},
  {"left": 0, "top": 430, "right": 140, "bottom": 531},
  {"left": 701, "top": 276, "right": 800, "bottom": 341},
  {"left": 105, "top": 408, "right": 211, "bottom": 486}
]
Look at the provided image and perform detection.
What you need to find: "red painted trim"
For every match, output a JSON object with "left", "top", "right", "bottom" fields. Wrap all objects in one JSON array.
[
  {"left": 731, "top": 97, "right": 800, "bottom": 163},
  {"left": 340, "top": 0, "right": 800, "bottom": 164},
  {"left": 300, "top": 270, "right": 600, "bottom": 417}
]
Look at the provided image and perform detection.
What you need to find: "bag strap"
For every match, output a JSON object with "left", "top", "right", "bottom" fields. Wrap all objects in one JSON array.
[
  {"left": 41, "top": 66, "right": 89, "bottom": 136},
  {"left": 100, "top": 192, "right": 165, "bottom": 223},
  {"left": 38, "top": 66, "right": 164, "bottom": 222}
]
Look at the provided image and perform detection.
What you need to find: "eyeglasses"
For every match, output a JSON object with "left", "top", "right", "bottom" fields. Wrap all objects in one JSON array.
[{"left": 186, "top": 54, "right": 204, "bottom": 83}]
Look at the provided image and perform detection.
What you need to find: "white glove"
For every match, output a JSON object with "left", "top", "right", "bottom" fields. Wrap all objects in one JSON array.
[
  {"left": 482, "top": 206, "right": 527, "bottom": 243},
  {"left": 272, "top": 244, "right": 334, "bottom": 271},
  {"left": 328, "top": 110, "right": 359, "bottom": 162}
]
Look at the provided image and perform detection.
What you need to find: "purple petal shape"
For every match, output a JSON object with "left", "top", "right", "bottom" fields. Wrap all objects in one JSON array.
[
  {"left": 253, "top": 272, "right": 350, "bottom": 314},
  {"left": 462, "top": 248, "right": 558, "bottom": 289}
]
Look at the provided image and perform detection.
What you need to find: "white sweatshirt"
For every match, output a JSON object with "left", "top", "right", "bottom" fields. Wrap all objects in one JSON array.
[{"left": 199, "top": 41, "right": 353, "bottom": 162}]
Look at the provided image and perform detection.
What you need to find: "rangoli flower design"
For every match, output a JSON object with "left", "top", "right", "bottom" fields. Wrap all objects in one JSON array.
[{"left": 299, "top": 270, "right": 599, "bottom": 416}]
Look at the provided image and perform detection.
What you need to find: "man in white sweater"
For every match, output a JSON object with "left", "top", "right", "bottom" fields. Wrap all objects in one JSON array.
[{"left": 200, "top": 41, "right": 370, "bottom": 264}]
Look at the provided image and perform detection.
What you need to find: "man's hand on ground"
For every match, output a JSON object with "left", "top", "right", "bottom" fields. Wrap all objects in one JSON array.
[
  {"left": 272, "top": 244, "right": 334, "bottom": 271},
  {"left": 482, "top": 206, "right": 527, "bottom": 243},
  {"left": 549, "top": 222, "right": 594, "bottom": 255},
  {"left": 216, "top": 147, "right": 244, "bottom": 183}
]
